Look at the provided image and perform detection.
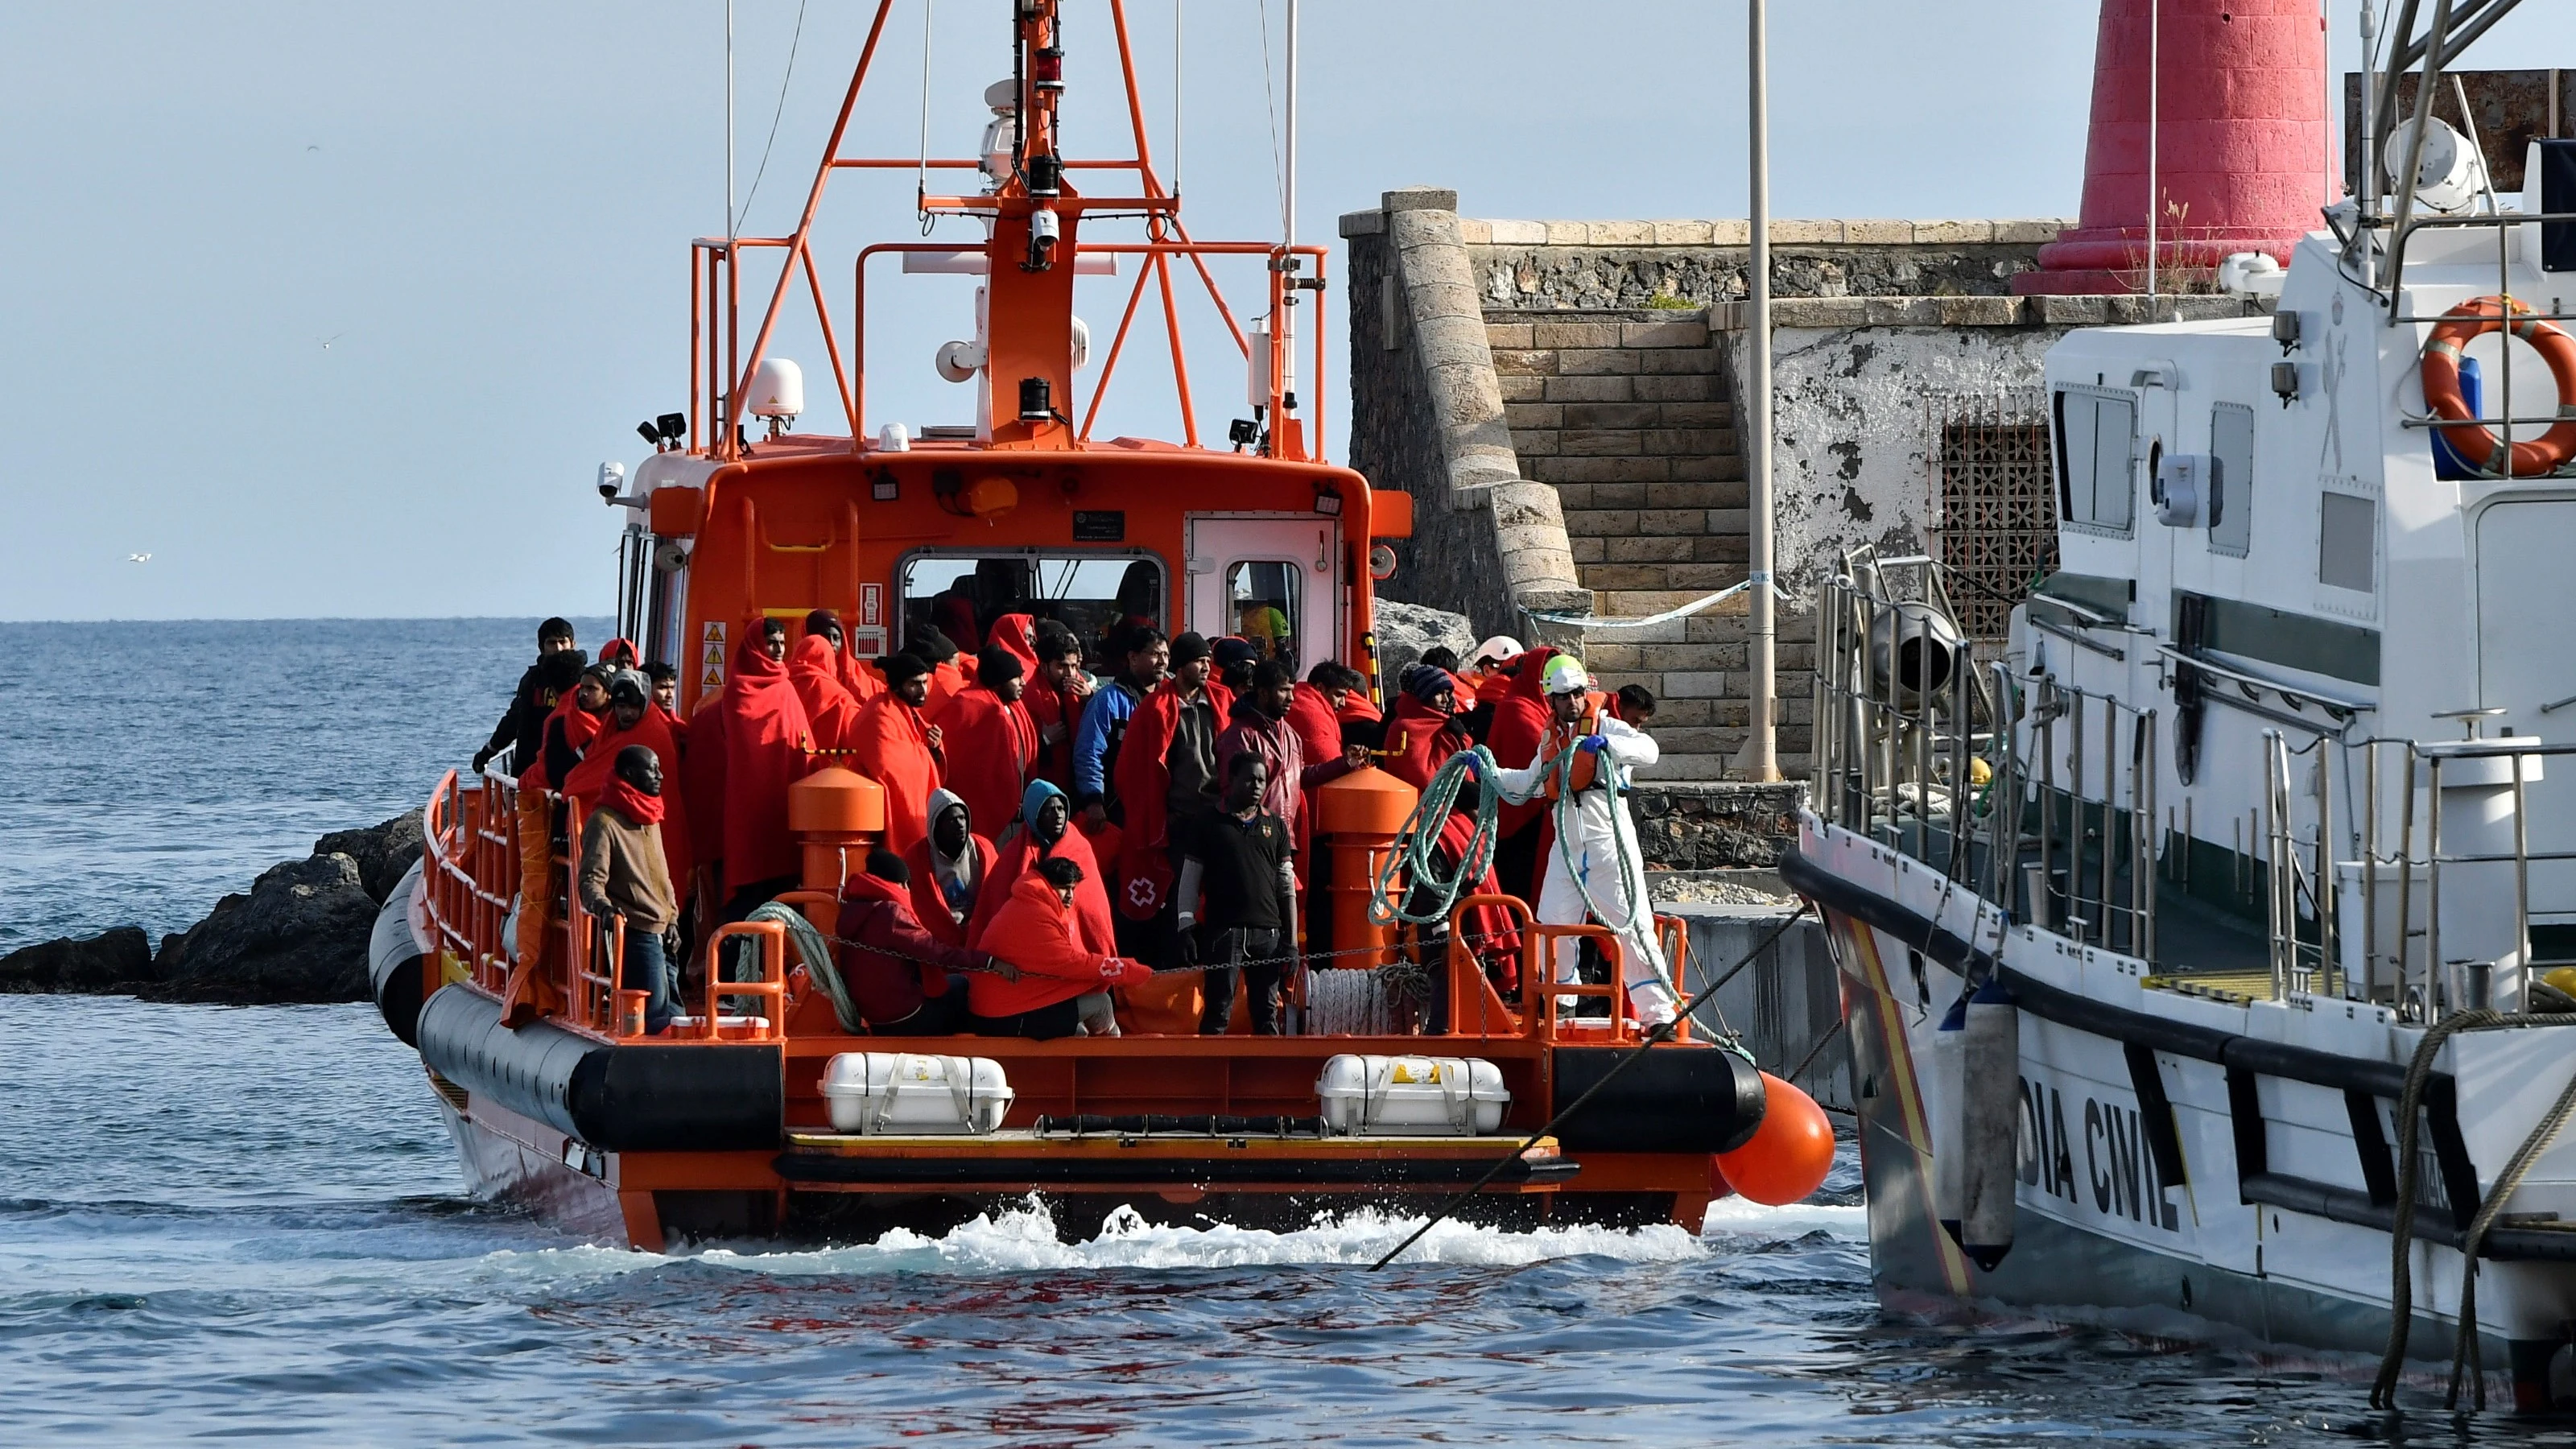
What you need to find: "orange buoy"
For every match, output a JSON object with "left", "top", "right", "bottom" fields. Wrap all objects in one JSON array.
[
  {"left": 786, "top": 766, "right": 886, "bottom": 890},
  {"left": 1714, "top": 1071, "right": 1835, "bottom": 1205},
  {"left": 2421, "top": 296, "right": 2576, "bottom": 477},
  {"left": 1314, "top": 766, "right": 1419, "bottom": 971}
]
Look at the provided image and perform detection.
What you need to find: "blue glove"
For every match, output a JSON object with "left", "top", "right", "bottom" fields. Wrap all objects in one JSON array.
[
  {"left": 1459, "top": 753, "right": 1481, "bottom": 781},
  {"left": 1578, "top": 734, "right": 1609, "bottom": 754}
]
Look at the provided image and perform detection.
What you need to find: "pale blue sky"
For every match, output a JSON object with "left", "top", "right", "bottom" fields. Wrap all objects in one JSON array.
[{"left": 3, "top": 2, "right": 2570, "bottom": 621}]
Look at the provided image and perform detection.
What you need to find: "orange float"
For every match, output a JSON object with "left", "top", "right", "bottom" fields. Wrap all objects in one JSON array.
[
  {"left": 1715, "top": 1071, "right": 1836, "bottom": 1205},
  {"left": 2421, "top": 295, "right": 2576, "bottom": 477}
]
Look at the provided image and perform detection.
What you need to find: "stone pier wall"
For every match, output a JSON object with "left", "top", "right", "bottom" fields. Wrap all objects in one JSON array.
[{"left": 1345, "top": 192, "right": 2264, "bottom": 778}]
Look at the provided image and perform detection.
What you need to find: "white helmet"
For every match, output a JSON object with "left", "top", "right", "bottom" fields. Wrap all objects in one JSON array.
[{"left": 1471, "top": 634, "right": 1524, "bottom": 669}]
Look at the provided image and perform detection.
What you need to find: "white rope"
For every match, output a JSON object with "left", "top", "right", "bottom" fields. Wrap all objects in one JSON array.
[
  {"left": 1306, "top": 968, "right": 1389, "bottom": 1036},
  {"left": 1528, "top": 577, "right": 1800, "bottom": 630}
]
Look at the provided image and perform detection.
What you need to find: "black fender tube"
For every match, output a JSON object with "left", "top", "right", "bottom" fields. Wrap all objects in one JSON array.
[
  {"left": 415, "top": 984, "right": 783, "bottom": 1152},
  {"left": 369, "top": 859, "right": 428, "bottom": 1047},
  {"left": 1550, "top": 1045, "right": 1766, "bottom": 1154}
]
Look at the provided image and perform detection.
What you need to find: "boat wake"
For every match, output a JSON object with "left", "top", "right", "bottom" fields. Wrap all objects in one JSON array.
[{"left": 474, "top": 1190, "right": 1869, "bottom": 1286}]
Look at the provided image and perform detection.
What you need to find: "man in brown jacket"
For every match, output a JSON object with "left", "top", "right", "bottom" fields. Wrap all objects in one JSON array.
[{"left": 578, "top": 745, "right": 680, "bottom": 1034}]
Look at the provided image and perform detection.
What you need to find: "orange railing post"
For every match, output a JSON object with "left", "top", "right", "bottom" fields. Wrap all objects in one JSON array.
[
  {"left": 700, "top": 921, "right": 789, "bottom": 1042},
  {"left": 1525, "top": 922, "right": 1638, "bottom": 1045},
  {"left": 1444, "top": 894, "right": 1533, "bottom": 1040}
]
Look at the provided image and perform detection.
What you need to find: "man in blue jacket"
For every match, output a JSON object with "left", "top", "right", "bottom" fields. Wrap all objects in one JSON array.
[{"left": 1071, "top": 623, "right": 1169, "bottom": 829}]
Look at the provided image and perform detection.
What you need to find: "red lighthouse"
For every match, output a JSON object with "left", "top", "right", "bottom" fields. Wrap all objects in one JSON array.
[{"left": 2017, "top": 0, "right": 2339, "bottom": 295}]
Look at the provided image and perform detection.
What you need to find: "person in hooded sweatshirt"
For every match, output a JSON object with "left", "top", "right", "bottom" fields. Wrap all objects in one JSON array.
[
  {"left": 853, "top": 651, "right": 945, "bottom": 853},
  {"left": 474, "top": 617, "right": 579, "bottom": 776},
  {"left": 573, "top": 745, "right": 680, "bottom": 1034},
  {"left": 933, "top": 645, "right": 1037, "bottom": 844},
  {"left": 788, "top": 630, "right": 866, "bottom": 751},
  {"left": 904, "top": 788, "right": 996, "bottom": 948},
  {"left": 972, "top": 856, "right": 1153, "bottom": 1038},
  {"left": 683, "top": 619, "right": 816, "bottom": 923},
  {"left": 835, "top": 848, "right": 1004, "bottom": 1034}
]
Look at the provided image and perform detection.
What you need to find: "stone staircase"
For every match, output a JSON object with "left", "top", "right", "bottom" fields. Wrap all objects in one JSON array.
[{"left": 1486, "top": 310, "right": 1796, "bottom": 780}]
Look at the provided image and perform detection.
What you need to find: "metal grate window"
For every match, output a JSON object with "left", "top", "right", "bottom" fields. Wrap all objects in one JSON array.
[{"left": 1931, "top": 390, "right": 2058, "bottom": 638}]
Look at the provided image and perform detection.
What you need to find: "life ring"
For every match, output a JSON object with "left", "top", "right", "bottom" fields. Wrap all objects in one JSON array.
[{"left": 2421, "top": 295, "right": 2576, "bottom": 477}]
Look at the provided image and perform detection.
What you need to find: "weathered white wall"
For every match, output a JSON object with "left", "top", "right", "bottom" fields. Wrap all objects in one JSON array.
[{"left": 1719, "top": 320, "right": 2061, "bottom": 588}]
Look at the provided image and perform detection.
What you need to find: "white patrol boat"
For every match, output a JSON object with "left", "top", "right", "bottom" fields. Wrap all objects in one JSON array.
[{"left": 1783, "top": 0, "right": 2576, "bottom": 1411}]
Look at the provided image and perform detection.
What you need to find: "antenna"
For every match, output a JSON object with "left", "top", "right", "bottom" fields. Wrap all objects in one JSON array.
[
  {"left": 1284, "top": 0, "right": 1298, "bottom": 254},
  {"left": 726, "top": 0, "right": 737, "bottom": 249}
]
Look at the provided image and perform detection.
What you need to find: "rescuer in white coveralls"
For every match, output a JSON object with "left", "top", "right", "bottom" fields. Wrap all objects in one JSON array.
[{"left": 1479, "top": 655, "right": 1676, "bottom": 1027}]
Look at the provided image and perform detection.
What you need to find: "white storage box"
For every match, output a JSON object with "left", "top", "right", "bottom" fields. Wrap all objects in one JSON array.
[
  {"left": 820, "top": 1052, "right": 1013, "bottom": 1135},
  {"left": 1316, "top": 1054, "right": 1509, "bottom": 1137}
]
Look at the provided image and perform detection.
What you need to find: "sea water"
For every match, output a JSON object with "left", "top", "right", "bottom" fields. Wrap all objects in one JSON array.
[{"left": 0, "top": 619, "right": 2524, "bottom": 1444}]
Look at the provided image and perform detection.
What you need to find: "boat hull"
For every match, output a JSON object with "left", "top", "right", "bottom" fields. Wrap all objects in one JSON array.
[{"left": 1789, "top": 818, "right": 2576, "bottom": 1405}]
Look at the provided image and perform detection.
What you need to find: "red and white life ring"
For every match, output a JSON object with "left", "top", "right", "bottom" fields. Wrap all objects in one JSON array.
[{"left": 2421, "top": 295, "right": 2576, "bottom": 477}]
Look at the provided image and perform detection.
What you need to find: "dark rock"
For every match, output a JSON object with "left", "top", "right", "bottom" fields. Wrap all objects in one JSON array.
[
  {"left": 0, "top": 927, "right": 156, "bottom": 994},
  {"left": 1629, "top": 782, "right": 1806, "bottom": 870},
  {"left": 146, "top": 852, "right": 378, "bottom": 1005},
  {"left": 314, "top": 810, "right": 424, "bottom": 905}
]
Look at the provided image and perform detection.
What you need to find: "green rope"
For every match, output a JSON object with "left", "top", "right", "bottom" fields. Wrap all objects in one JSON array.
[
  {"left": 1369, "top": 745, "right": 1502, "bottom": 927},
  {"left": 1366, "top": 738, "right": 1672, "bottom": 997}
]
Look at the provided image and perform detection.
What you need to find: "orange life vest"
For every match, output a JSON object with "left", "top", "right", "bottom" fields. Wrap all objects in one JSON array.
[{"left": 1541, "top": 703, "right": 1607, "bottom": 799}]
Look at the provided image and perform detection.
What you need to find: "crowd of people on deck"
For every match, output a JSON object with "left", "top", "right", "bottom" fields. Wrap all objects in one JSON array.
[{"left": 477, "top": 610, "right": 1668, "bottom": 1042}]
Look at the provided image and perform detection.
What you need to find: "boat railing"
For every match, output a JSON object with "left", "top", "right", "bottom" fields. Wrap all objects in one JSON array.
[
  {"left": 1524, "top": 921, "right": 1642, "bottom": 1045},
  {"left": 2347, "top": 733, "right": 2574, "bottom": 1021},
  {"left": 1813, "top": 552, "right": 2165, "bottom": 961},
  {"left": 419, "top": 768, "right": 786, "bottom": 1043}
]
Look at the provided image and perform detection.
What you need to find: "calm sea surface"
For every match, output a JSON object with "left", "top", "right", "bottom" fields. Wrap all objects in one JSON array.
[{"left": 0, "top": 619, "right": 2551, "bottom": 1444}]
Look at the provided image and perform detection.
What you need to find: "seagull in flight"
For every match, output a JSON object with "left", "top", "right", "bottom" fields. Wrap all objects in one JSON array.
[
  {"left": 320, "top": 332, "right": 343, "bottom": 350},
  {"left": 128, "top": 553, "right": 151, "bottom": 564}
]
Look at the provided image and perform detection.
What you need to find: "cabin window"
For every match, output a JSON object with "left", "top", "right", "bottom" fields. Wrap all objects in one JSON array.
[
  {"left": 2053, "top": 387, "right": 2136, "bottom": 534},
  {"left": 1224, "top": 560, "right": 1299, "bottom": 664},
  {"left": 2209, "top": 402, "right": 2255, "bottom": 557},
  {"left": 2318, "top": 493, "right": 2377, "bottom": 593},
  {"left": 898, "top": 552, "right": 1165, "bottom": 665}
]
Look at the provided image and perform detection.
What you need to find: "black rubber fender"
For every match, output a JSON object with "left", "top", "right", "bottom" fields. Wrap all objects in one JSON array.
[
  {"left": 368, "top": 859, "right": 428, "bottom": 1046},
  {"left": 415, "top": 984, "right": 783, "bottom": 1151},
  {"left": 1550, "top": 1044, "right": 1766, "bottom": 1154}
]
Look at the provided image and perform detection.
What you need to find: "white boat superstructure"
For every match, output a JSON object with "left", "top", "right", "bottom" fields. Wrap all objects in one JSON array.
[{"left": 1786, "top": 2, "right": 2576, "bottom": 1410}]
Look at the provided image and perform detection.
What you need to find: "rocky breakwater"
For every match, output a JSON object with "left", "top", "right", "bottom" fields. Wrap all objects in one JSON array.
[{"left": 0, "top": 811, "right": 423, "bottom": 1005}]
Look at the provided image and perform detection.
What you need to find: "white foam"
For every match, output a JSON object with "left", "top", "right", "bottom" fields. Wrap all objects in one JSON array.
[
  {"left": 474, "top": 1197, "right": 1716, "bottom": 1280},
  {"left": 1697, "top": 1194, "right": 1869, "bottom": 1242}
]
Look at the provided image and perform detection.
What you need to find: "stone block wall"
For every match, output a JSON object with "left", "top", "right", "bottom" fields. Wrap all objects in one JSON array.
[{"left": 1344, "top": 192, "right": 2264, "bottom": 780}]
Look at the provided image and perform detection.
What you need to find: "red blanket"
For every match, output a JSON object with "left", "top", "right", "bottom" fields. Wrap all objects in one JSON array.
[
  {"left": 789, "top": 634, "right": 865, "bottom": 751},
  {"left": 852, "top": 692, "right": 943, "bottom": 856},
  {"left": 1113, "top": 678, "right": 1233, "bottom": 919},
  {"left": 683, "top": 634, "right": 815, "bottom": 894},
  {"left": 562, "top": 707, "right": 693, "bottom": 886},
  {"left": 933, "top": 685, "right": 1037, "bottom": 852},
  {"left": 970, "top": 873, "right": 1149, "bottom": 1018}
]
